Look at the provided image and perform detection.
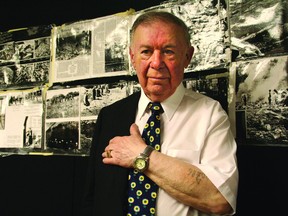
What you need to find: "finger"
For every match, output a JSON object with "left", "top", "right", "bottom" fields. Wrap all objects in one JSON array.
[
  {"left": 103, "top": 150, "right": 112, "bottom": 158},
  {"left": 107, "top": 149, "right": 113, "bottom": 158},
  {"left": 130, "top": 123, "right": 141, "bottom": 136},
  {"left": 107, "top": 150, "right": 111, "bottom": 158}
]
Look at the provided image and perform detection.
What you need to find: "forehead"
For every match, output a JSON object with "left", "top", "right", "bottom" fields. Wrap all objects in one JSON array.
[
  {"left": 132, "top": 21, "right": 186, "bottom": 45},
  {"left": 135, "top": 20, "right": 180, "bottom": 33}
]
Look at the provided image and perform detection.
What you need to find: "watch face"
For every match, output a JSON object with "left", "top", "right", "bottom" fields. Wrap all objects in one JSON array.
[{"left": 134, "top": 157, "right": 147, "bottom": 171}]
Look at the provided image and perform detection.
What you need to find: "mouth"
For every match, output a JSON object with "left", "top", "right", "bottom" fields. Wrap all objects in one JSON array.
[
  {"left": 148, "top": 77, "right": 166, "bottom": 82},
  {"left": 148, "top": 76, "right": 168, "bottom": 80},
  {"left": 148, "top": 77, "right": 169, "bottom": 86}
]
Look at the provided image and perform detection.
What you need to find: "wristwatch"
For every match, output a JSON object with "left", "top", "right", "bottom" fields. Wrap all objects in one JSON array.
[{"left": 133, "top": 145, "right": 155, "bottom": 172}]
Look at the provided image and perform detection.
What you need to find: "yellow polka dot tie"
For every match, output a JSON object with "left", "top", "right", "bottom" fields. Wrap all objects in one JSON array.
[{"left": 127, "top": 102, "right": 163, "bottom": 216}]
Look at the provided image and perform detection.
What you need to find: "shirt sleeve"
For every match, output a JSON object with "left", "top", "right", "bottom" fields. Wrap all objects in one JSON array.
[{"left": 194, "top": 101, "right": 239, "bottom": 214}]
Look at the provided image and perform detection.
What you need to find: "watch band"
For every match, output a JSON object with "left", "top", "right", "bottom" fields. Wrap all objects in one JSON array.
[{"left": 141, "top": 145, "right": 155, "bottom": 157}]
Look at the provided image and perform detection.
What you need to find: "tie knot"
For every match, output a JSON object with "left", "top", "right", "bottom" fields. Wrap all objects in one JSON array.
[{"left": 148, "top": 102, "right": 163, "bottom": 113}]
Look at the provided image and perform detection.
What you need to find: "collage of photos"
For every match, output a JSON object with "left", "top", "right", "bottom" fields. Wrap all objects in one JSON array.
[
  {"left": 51, "top": 12, "right": 131, "bottom": 83},
  {"left": 0, "top": 25, "right": 52, "bottom": 90},
  {"left": 44, "top": 80, "right": 137, "bottom": 155},
  {"left": 1, "top": 0, "right": 288, "bottom": 156}
]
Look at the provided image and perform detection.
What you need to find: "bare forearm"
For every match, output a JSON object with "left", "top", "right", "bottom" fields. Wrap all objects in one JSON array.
[{"left": 146, "top": 151, "right": 232, "bottom": 214}]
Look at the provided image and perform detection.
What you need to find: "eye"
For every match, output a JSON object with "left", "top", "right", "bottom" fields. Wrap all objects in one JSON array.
[
  {"left": 140, "top": 49, "right": 153, "bottom": 59},
  {"left": 141, "top": 49, "right": 152, "bottom": 55},
  {"left": 163, "top": 49, "right": 175, "bottom": 55},
  {"left": 163, "top": 49, "right": 176, "bottom": 60}
]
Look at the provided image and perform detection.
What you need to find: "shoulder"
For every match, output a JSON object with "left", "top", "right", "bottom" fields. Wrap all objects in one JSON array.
[
  {"left": 99, "top": 91, "right": 140, "bottom": 119},
  {"left": 183, "top": 89, "right": 225, "bottom": 113},
  {"left": 103, "top": 91, "right": 140, "bottom": 110},
  {"left": 184, "top": 89, "right": 217, "bottom": 103}
]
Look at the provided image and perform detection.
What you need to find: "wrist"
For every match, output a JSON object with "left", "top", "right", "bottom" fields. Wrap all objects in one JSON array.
[{"left": 133, "top": 145, "right": 154, "bottom": 172}]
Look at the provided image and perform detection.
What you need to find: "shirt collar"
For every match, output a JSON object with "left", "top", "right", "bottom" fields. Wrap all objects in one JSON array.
[{"left": 138, "top": 83, "right": 185, "bottom": 121}]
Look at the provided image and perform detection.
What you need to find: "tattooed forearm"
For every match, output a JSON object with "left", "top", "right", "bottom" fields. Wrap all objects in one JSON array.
[{"left": 189, "top": 168, "right": 206, "bottom": 184}]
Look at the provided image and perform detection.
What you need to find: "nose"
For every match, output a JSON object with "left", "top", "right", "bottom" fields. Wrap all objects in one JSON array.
[{"left": 150, "top": 50, "right": 163, "bottom": 70}]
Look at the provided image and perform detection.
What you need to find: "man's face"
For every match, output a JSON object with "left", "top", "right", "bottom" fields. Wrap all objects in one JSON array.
[{"left": 129, "top": 20, "right": 194, "bottom": 102}]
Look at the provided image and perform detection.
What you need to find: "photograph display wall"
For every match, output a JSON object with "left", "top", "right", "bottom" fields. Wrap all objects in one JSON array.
[
  {"left": 51, "top": 11, "right": 131, "bottom": 83},
  {"left": 0, "top": 25, "right": 52, "bottom": 90},
  {"left": 0, "top": 0, "right": 287, "bottom": 156}
]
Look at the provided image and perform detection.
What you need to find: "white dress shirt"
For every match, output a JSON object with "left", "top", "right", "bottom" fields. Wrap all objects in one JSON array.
[{"left": 135, "top": 83, "right": 238, "bottom": 216}]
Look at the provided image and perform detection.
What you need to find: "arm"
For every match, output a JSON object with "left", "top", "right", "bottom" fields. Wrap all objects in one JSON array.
[
  {"left": 103, "top": 122, "right": 237, "bottom": 215},
  {"left": 147, "top": 150, "right": 233, "bottom": 214}
]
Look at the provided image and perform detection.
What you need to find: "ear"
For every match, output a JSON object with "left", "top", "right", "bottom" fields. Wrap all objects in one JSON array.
[
  {"left": 184, "top": 46, "right": 194, "bottom": 67},
  {"left": 129, "top": 47, "right": 135, "bottom": 66}
]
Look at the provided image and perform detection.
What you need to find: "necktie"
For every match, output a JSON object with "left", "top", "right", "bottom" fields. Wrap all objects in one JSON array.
[{"left": 127, "top": 102, "right": 163, "bottom": 216}]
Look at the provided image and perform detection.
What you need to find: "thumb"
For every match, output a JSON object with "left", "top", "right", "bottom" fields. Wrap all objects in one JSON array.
[{"left": 130, "top": 123, "right": 141, "bottom": 136}]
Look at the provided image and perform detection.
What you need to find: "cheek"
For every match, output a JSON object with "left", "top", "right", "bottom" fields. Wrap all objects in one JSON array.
[
  {"left": 135, "top": 59, "right": 150, "bottom": 75},
  {"left": 136, "top": 68, "right": 148, "bottom": 86},
  {"left": 133, "top": 56, "right": 146, "bottom": 70},
  {"left": 169, "top": 67, "right": 184, "bottom": 86}
]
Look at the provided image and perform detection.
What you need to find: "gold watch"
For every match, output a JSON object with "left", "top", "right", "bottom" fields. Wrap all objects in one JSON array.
[{"left": 133, "top": 145, "right": 154, "bottom": 172}]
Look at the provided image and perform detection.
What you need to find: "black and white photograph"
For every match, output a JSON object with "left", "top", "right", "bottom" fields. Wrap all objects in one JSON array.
[
  {"left": 55, "top": 29, "right": 91, "bottom": 61},
  {"left": 101, "top": 15, "right": 129, "bottom": 73},
  {"left": 33, "top": 61, "right": 50, "bottom": 83},
  {"left": 14, "top": 63, "right": 35, "bottom": 85},
  {"left": 22, "top": 89, "right": 43, "bottom": 149},
  {"left": 80, "top": 81, "right": 129, "bottom": 117},
  {"left": 0, "top": 95, "right": 7, "bottom": 130},
  {"left": 0, "top": 61, "right": 50, "bottom": 89},
  {"left": 0, "top": 65, "right": 16, "bottom": 88},
  {"left": 80, "top": 119, "right": 96, "bottom": 154},
  {"left": 183, "top": 71, "right": 229, "bottom": 112},
  {"left": 233, "top": 56, "right": 288, "bottom": 146},
  {"left": 15, "top": 40, "right": 34, "bottom": 60},
  {"left": 230, "top": 0, "right": 287, "bottom": 60},
  {"left": 23, "top": 115, "right": 42, "bottom": 149},
  {"left": 45, "top": 120, "right": 79, "bottom": 151},
  {"left": 46, "top": 87, "right": 80, "bottom": 119},
  {"left": 0, "top": 89, "right": 43, "bottom": 149},
  {"left": 34, "top": 37, "right": 51, "bottom": 58},
  {"left": 284, "top": 0, "right": 288, "bottom": 50},
  {"left": 0, "top": 43, "right": 14, "bottom": 63}
]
